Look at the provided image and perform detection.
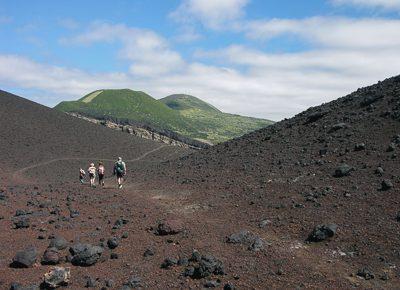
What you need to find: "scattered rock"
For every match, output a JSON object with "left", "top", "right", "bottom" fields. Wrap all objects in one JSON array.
[
  {"left": 123, "top": 277, "right": 141, "bottom": 288},
  {"left": 386, "top": 143, "right": 396, "bottom": 152},
  {"left": 143, "top": 248, "right": 154, "bottom": 257},
  {"left": 161, "top": 257, "right": 178, "bottom": 269},
  {"left": 13, "top": 217, "right": 30, "bottom": 229},
  {"left": 10, "top": 283, "right": 39, "bottom": 290},
  {"left": 85, "top": 276, "right": 97, "bottom": 288},
  {"left": 375, "top": 167, "right": 384, "bottom": 176},
  {"left": 184, "top": 252, "right": 224, "bottom": 279},
  {"left": 381, "top": 179, "right": 393, "bottom": 191},
  {"left": 107, "top": 237, "right": 119, "bottom": 249},
  {"left": 357, "top": 267, "right": 375, "bottom": 280},
  {"left": 153, "top": 219, "right": 184, "bottom": 236},
  {"left": 43, "top": 267, "right": 71, "bottom": 288},
  {"left": 333, "top": 164, "right": 354, "bottom": 177},
  {"left": 224, "top": 283, "right": 235, "bottom": 290},
  {"left": 259, "top": 219, "right": 271, "bottom": 228},
  {"left": 69, "top": 243, "right": 103, "bottom": 266},
  {"left": 41, "top": 247, "right": 61, "bottom": 265},
  {"left": 329, "top": 123, "right": 347, "bottom": 133},
  {"left": 11, "top": 247, "right": 37, "bottom": 268},
  {"left": 307, "top": 224, "right": 337, "bottom": 242},
  {"left": 204, "top": 280, "right": 220, "bottom": 288},
  {"left": 49, "top": 236, "right": 68, "bottom": 250},
  {"left": 226, "top": 230, "right": 264, "bottom": 251},
  {"left": 354, "top": 143, "right": 366, "bottom": 151}
]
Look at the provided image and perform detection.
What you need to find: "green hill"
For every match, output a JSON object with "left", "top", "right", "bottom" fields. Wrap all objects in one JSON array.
[
  {"left": 55, "top": 90, "right": 273, "bottom": 144},
  {"left": 160, "top": 94, "right": 274, "bottom": 143}
]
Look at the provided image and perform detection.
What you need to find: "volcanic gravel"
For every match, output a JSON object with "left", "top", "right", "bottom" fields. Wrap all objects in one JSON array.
[{"left": 0, "top": 75, "right": 400, "bottom": 289}]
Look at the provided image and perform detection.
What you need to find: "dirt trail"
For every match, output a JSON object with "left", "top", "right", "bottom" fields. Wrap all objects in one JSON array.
[{"left": 11, "top": 145, "right": 167, "bottom": 182}]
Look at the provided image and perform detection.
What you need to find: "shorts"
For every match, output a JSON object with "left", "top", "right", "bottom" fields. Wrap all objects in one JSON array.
[
  {"left": 99, "top": 174, "right": 104, "bottom": 181},
  {"left": 89, "top": 173, "right": 95, "bottom": 179},
  {"left": 116, "top": 172, "right": 124, "bottom": 178}
]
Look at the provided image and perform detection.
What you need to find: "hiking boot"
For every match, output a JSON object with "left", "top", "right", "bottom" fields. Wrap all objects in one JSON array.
[{"left": 118, "top": 184, "right": 122, "bottom": 189}]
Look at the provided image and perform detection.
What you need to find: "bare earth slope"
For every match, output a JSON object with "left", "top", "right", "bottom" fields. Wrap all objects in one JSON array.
[{"left": 0, "top": 76, "right": 400, "bottom": 289}]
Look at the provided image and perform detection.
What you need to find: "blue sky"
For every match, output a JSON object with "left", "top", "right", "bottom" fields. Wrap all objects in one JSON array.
[{"left": 0, "top": 0, "right": 399, "bottom": 120}]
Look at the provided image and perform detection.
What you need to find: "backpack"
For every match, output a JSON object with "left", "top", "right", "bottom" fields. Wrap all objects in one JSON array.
[{"left": 116, "top": 162, "right": 124, "bottom": 174}]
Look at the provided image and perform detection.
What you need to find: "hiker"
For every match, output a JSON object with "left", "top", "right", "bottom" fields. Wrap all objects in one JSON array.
[
  {"left": 88, "top": 163, "right": 97, "bottom": 187},
  {"left": 79, "top": 168, "right": 86, "bottom": 184},
  {"left": 113, "top": 157, "right": 126, "bottom": 189},
  {"left": 98, "top": 162, "right": 105, "bottom": 187}
]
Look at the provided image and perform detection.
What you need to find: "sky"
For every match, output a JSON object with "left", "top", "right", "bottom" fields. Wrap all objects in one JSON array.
[{"left": 0, "top": 0, "right": 399, "bottom": 121}]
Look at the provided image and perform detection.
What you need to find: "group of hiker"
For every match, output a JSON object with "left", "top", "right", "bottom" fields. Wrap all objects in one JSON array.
[{"left": 79, "top": 157, "right": 127, "bottom": 189}]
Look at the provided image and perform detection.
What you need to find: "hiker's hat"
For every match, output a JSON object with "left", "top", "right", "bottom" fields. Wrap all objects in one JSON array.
[
  {"left": 90, "top": 163, "right": 94, "bottom": 166},
  {"left": 118, "top": 157, "right": 122, "bottom": 161}
]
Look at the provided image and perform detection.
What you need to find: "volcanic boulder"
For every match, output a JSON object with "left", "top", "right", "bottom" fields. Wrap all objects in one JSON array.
[
  {"left": 11, "top": 247, "right": 37, "bottom": 268},
  {"left": 333, "top": 164, "right": 354, "bottom": 177},
  {"left": 69, "top": 243, "right": 103, "bottom": 266},
  {"left": 49, "top": 236, "right": 68, "bottom": 250},
  {"left": 41, "top": 247, "right": 61, "bottom": 265},
  {"left": 184, "top": 252, "right": 225, "bottom": 279},
  {"left": 307, "top": 224, "right": 337, "bottom": 242},
  {"left": 226, "top": 230, "right": 264, "bottom": 251}
]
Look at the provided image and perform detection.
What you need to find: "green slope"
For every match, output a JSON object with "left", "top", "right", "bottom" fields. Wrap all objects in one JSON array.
[
  {"left": 55, "top": 90, "right": 273, "bottom": 144},
  {"left": 55, "top": 89, "right": 190, "bottom": 132},
  {"left": 160, "top": 94, "right": 274, "bottom": 143}
]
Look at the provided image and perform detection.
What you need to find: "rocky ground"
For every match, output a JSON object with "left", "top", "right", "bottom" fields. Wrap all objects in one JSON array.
[{"left": 0, "top": 76, "right": 400, "bottom": 289}]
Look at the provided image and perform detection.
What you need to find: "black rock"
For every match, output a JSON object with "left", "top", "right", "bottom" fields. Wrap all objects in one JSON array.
[
  {"left": 185, "top": 254, "right": 225, "bottom": 279},
  {"left": 357, "top": 268, "right": 375, "bottom": 280},
  {"left": 69, "top": 209, "right": 80, "bottom": 218},
  {"left": 226, "top": 230, "right": 264, "bottom": 251},
  {"left": 13, "top": 217, "right": 30, "bottom": 229},
  {"left": 107, "top": 237, "right": 119, "bottom": 249},
  {"left": 11, "top": 247, "right": 37, "bottom": 268},
  {"left": 10, "top": 283, "right": 39, "bottom": 290},
  {"left": 381, "top": 179, "right": 393, "bottom": 191},
  {"left": 375, "top": 167, "right": 384, "bottom": 176},
  {"left": 123, "top": 277, "right": 141, "bottom": 288},
  {"left": 307, "top": 224, "right": 337, "bottom": 242},
  {"left": 49, "top": 236, "right": 68, "bottom": 250},
  {"left": 85, "top": 276, "right": 97, "bottom": 288},
  {"left": 386, "top": 143, "right": 396, "bottom": 152},
  {"left": 15, "top": 209, "right": 27, "bottom": 216},
  {"left": 178, "top": 257, "right": 189, "bottom": 266},
  {"left": 224, "top": 283, "right": 235, "bottom": 290},
  {"left": 354, "top": 143, "right": 366, "bottom": 151},
  {"left": 110, "top": 252, "right": 119, "bottom": 259},
  {"left": 329, "top": 123, "right": 346, "bottom": 133},
  {"left": 69, "top": 243, "right": 103, "bottom": 266},
  {"left": 333, "top": 164, "right": 353, "bottom": 177},
  {"left": 204, "top": 280, "right": 220, "bottom": 288},
  {"left": 105, "top": 279, "right": 114, "bottom": 287},
  {"left": 161, "top": 257, "right": 178, "bottom": 269},
  {"left": 143, "top": 248, "right": 154, "bottom": 257}
]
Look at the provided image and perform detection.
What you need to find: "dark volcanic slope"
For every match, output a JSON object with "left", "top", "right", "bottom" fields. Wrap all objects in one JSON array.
[
  {"left": 0, "top": 90, "right": 189, "bottom": 172},
  {"left": 1, "top": 77, "right": 399, "bottom": 290},
  {"left": 136, "top": 76, "right": 400, "bottom": 288}
]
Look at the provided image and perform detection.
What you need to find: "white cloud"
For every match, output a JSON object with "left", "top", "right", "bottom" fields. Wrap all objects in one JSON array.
[
  {"left": 243, "top": 17, "right": 400, "bottom": 49},
  {"left": 61, "top": 22, "right": 185, "bottom": 77},
  {"left": 170, "top": 0, "right": 250, "bottom": 29},
  {"left": 332, "top": 0, "right": 400, "bottom": 11},
  {"left": 2, "top": 17, "right": 400, "bottom": 121}
]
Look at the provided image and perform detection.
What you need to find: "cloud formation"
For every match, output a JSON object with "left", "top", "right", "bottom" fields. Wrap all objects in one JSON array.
[
  {"left": 170, "top": 0, "right": 249, "bottom": 29},
  {"left": 332, "top": 0, "right": 400, "bottom": 11},
  {"left": 62, "top": 23, "right": 185, "bottom": 77}
]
